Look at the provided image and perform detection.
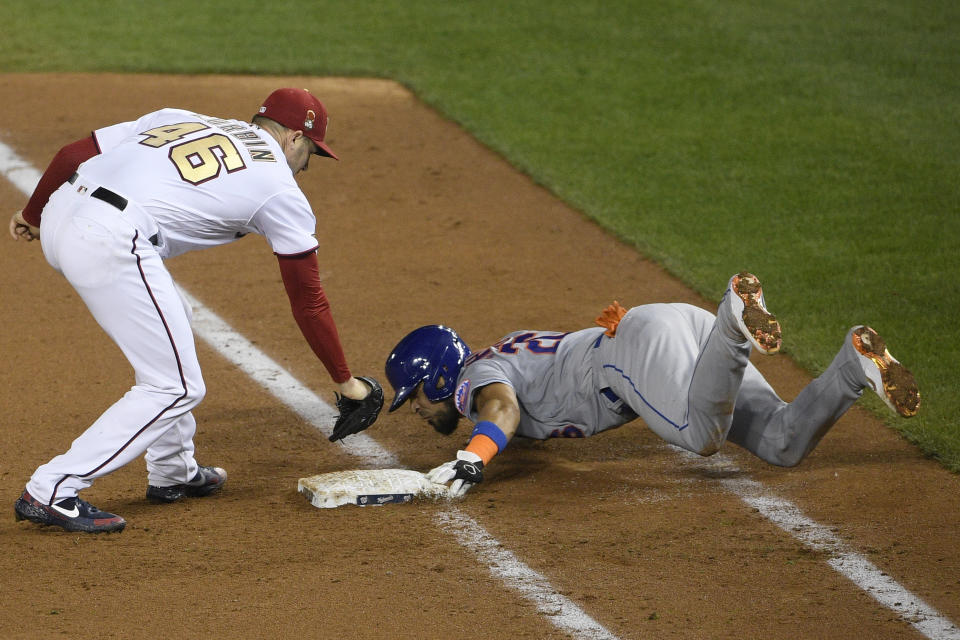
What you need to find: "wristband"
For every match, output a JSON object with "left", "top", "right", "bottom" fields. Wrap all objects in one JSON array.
[
  {"left": 471, "top": 421, "right": 509, "bottom": 452},
  {"left": 464, "top": 421, "right": 509, "bottom": 465}
]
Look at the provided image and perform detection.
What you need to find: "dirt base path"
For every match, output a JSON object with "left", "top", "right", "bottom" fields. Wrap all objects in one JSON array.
[{"left": 1, "top": 74, "right": 957, "bottom": 639}]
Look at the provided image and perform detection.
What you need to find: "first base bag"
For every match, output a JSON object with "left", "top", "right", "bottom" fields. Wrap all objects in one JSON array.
[{"left": 298, "top": 469, "right": 451, "bottom": 508}]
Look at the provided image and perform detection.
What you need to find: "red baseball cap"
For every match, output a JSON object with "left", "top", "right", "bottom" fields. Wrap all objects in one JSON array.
[{"left": 256, "top": 88, "right": 339, "bottom": 160}]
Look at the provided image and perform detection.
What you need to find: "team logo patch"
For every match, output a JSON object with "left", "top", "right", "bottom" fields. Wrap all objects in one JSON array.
[
  {"left": 455, "top": 379, "right": 471, "bottom": 415},
  {"left": 304, "top": 109, "right": 316, "bottom": 130}
]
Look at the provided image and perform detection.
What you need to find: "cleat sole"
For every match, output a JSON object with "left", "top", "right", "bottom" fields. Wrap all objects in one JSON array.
[
  {"left": 852, "top": 326, "right": 920, "bottom": 417},
  {"left": 732, "top": 272, "right": 782, "bottom": 355}
]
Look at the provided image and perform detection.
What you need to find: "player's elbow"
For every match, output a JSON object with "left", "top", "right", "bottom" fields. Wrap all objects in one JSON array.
[{"left": 294, "top": 297, "right": 330, "bottom": 320}]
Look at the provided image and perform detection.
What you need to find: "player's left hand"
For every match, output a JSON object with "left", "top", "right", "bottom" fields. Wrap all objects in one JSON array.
[
  {"left": 426, "top": 450, "right": 484, "bottom": 497},
  {"left": 9, "top": 211, "right": 39, "bottom": 242},
  {"left": 329, "top": 376, "right": 384, "bottom": 442}
]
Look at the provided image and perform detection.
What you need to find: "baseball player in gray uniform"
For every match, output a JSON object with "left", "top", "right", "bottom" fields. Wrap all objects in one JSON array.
[
  {"left": 384, "top": 272, "right": 920, "bottom": 496},
  {"left": 9, "top": 88, "right": 383, "bottom": 533}
]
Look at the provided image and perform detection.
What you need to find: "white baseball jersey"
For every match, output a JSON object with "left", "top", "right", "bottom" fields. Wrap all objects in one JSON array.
[
  {"left": 452, "top": 328, "right": 636, "bottom": 439},
  {"left": 78, "top": 108, "right": 318, "bottom": 258},
  {"left": 27, "top": 107, "right": 327, "bottom": 505}
]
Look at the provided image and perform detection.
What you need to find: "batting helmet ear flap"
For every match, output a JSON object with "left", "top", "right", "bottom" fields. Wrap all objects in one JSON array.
[
  {"left": 425, "top": 366, "right": 457, "bottom": 401},
  {"left": 385, "top": 325, "right": 471, "bottom": 412},
  {"left": 429, "top": 372, "right": 449, "bottom": 399}
]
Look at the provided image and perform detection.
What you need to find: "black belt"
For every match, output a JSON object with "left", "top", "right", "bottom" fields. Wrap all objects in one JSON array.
[
  {"left": 68, "top": 173, "right": 157, "bottom": 245},
  {"left": 600, "top": 386, "right": 637, "bottom": 419},
  {"left": 600, "top": 387, "right": 620, "bottom": 403},
  {"left": 68, "top": 173, "right": 128, "bottom": 211}
]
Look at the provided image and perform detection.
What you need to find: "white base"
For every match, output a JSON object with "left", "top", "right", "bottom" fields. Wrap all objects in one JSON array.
[{"left": 298, "top": 469, "right": 451, "bottom": 508}]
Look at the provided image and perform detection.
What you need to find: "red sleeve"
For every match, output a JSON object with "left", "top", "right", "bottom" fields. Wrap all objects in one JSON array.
[
  {"left": 22, "top": 135, "right": 100, "bottom": 227},
  {"left": 277, "top": 251, "right": 352, "bottom": 383}
]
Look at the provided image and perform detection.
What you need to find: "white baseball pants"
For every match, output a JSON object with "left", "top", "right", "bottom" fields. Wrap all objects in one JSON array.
[{"left": 27, "top": 178, "right": 205, "bottom": 504}]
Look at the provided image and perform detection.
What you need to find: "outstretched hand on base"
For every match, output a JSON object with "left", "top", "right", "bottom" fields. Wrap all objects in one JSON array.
[{"left": 426, "top": 450, "right": 484, "bottom": 497}]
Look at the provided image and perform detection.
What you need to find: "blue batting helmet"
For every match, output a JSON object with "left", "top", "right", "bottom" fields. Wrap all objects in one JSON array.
[{"left": 385, "top": 325, "right": 471, "bottom": 412}]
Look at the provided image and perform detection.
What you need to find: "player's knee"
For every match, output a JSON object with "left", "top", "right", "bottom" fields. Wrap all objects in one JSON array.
[
  {"left": 765, "top": 448, "right": 805, "bottom": 468},
  {"left": 696, "top": 442, "right": 722, "bottom": 457},
  {"left": 687, "top": 421, "right": 727, "bottom": 457},
  {"left": 137, "top": 375, "right": 205, "bottom": 409},
  {"left": 747, "top": 437, "right": 806, "bottom": 467},
  {"left": 181, "top": 377, "right": 206, "bottom": 408}
]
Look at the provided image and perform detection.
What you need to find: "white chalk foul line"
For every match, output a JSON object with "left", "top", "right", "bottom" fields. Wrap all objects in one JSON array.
[
  {"left": 0, "top": 141, "right": 42, "bottom": 195},
  {"left": 185, "top": 292, "right": 621, "bottom": 640},
  {"left": 181, "top": 289, "right": 402, "bottom": 468},
  {"left": 1, "top": 141, "right": 617, "bottom": 640},
  {"left": 736, "top": 480, "right": 960, "bottom": 639},
  {"left": 435, "top": 508, "right": 619, "bottom": 640},
  {"left": 5, "top": 138, "right": 957, "bottom": 639},
  {"left": 677, "top": 449, "right": 960, "bottom": 639}
]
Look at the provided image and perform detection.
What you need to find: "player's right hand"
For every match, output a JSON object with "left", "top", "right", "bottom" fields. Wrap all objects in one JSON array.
[
  {"left": 426, "top": 450, "right": 484, "bottom": 497},
  {"left": 9, "top": 211, "right": 39, "bottom": 242}
]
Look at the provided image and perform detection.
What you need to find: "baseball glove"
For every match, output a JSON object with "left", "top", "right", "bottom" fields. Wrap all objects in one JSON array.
[{"left": 329, "top": 376, "right": 384, "bottom": 442}]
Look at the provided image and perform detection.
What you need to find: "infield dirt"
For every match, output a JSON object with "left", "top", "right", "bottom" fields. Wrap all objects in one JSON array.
[{"left": 1, "top": 74, "right": 958, "bottom": 639}]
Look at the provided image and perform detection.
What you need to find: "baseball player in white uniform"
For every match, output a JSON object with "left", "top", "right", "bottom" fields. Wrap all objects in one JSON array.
[
  {"left": 384, "top": 272, "right": 920, "bottom": 496},
  {"left": 10, "top": 88, "right": 383, "bottom": 533}
]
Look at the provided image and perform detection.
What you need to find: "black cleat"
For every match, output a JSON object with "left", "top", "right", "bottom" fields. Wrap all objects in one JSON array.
[
  {"left": 14, "top": 490, "right": 125, "bottom": 533},
  {"left": 146, "top": 465, "right": 228, "bottom": 503}
]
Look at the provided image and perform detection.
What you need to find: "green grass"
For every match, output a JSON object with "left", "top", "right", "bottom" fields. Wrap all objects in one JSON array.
[{"left": 3, "top": 0, "right": 959, "bottom": 470}]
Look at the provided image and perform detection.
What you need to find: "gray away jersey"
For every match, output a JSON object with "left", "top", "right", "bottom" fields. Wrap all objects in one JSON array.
[{"left": 452, "top": 328, "right": 636, "bottom": 439}]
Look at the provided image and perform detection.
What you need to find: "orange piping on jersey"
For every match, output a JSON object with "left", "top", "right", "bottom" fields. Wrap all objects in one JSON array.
[{"left": 595, "top": 301, "right": 628, "bottom": 337}]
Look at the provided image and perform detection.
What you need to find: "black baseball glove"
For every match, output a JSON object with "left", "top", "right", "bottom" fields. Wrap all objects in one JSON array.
[{"left": 329, "top": 376, "right": 384, "bottom": 442}]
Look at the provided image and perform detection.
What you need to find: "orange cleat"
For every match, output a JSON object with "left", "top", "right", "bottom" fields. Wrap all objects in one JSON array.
[
  {"left": 730, "top": 271, "right": 782, "bottom": 355},
  {"left": 851, "top": 326, "right": 920, "bottom": 417}
]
